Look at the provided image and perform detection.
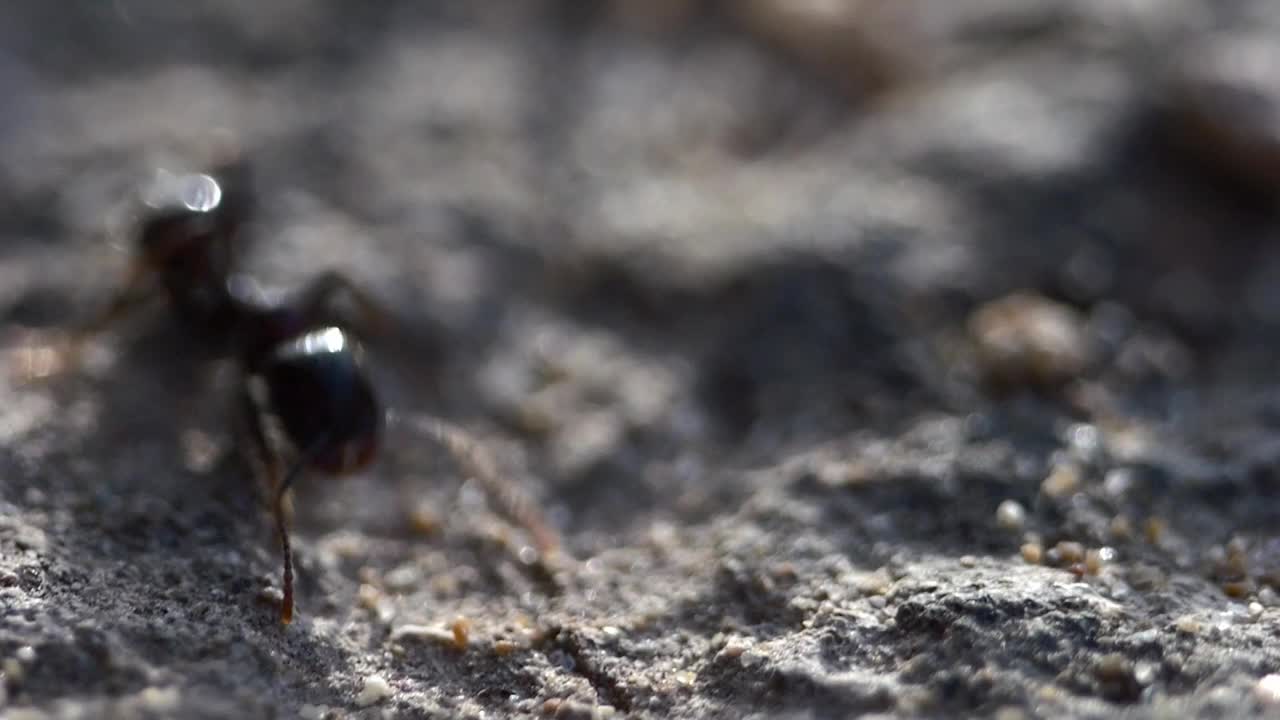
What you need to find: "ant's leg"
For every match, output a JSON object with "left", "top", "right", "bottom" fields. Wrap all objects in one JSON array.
[
  {"left": 408, "top": 414, "right": 564, "bottom": 561},
  {"left": 273, "top": 466, "right": 299, "bottom": 625},
  {"left": 11, "top": 258, "right": 160, "bottom": 382},
  {"left": 79, "top": 257, "right": 160, "bottom": 338},
  {"left": 236, "top": 380, "right": 296, "bottom": 624},
  {"left": 295, "top": 270, "right": 392, "bottom": 337}
]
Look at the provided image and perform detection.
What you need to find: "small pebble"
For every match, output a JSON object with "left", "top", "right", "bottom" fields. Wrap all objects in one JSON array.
[
  {"left": 1175, "top": 615, "right": 1202, "bottom": 635},
  {"left": 550, "top": 698, "right": 597, "bottom": 719},
  {"left": 1084, "top": 548, "right": 1109, "bottom": 576},
  {"left": 451, "top": 617, "right": 472, "bottom": 650},
  {"left": 1067, "top": 423, "right": 1102, "bottom": 462},
  {"left": 969, "top": 292, "right": 1092, "bottom": 387},
  {"left": 1249, "top": 602, "right": 1264, "bottom": 618},
  {"left": 1144, "top": 518, "right": 1166, "bottom": 544},
  {"left": 717, "top": 642, "right": 749, "bottom": 660},
  {"left": 139, "top": 687, "right": 180, "bottom": 712},
  {"left": 724, "top": 0, "right": 916, "bottom": 97},
  {"left": 1055, "top": 541, "right": 1085, "bottom": 566},
  {"left": 429, "top": 573, "right": 460, "bottom": 597},
  {"left": 1109, "top": 515, "right": 1133, "bottom": 540},
  {"left": 1108, "top": 425, "right": 1154, "bottom": 462},
  {"left": 15, "top": 646, "right": 35, "bottom": 663},
  {"left": 895, "top": 687, "right": 935, "bottom": 715},
  {"left": 357, "top": 584, "right": 381, "bottom": 612},
  {"left": 1042, "top": 464, "right": 1081, "bottom": 500},
  {"left": 1036, "top": 685, "right": 1065, "bottom": 703},
  {"left": 408, "top": 503, "right": 441, "bottom": 536},
  {"left": 852, "top": 570, "right": 891, "bottom": 596},
  {"left": 258, "top": 586, "right": 284, "bottom": 609},
  {"left": 326, "top": 534, "right": 364, "bottom": 559},
  {"left": 390, "top": 624, "right": 456, "bottom": 646},
  {"left": 299, "top": 704, "right": 327, "bottom": 720},
  {"left": 384, "top": 563, "right": 422, "bottom": 592},
  {"left": 1021, "top": 543, "right": 1043, "bottom": 565},
  {"left": 1226, "top": 537, "right": 1249, "bottom": 569},
  {"left": 1222, "top": 578, "right": 1254, "bottom": 599},
  {"left": 1128, "top": 563, "right": 1166, "bottom": 592},
  {"left": 355, "top": 675, "right": 392, "bottom": 707},
  {"left": 995, "top": 500, "right": 1026, "bottom": 531},
  {"left": 994, "top": 707, "right": 1029, "bottom": 720},
  {"left": 180, "top": 428, "right": 222, "bottom": 474},
  {"left": 493, "top": 640, "right": 520, "bottom": 656},
  {"left": 1103, "top": 468, "right": 1133, "bottom": 498},
  {"left": 1093, "top": 653, "right": 1140, "bottom": 702}
]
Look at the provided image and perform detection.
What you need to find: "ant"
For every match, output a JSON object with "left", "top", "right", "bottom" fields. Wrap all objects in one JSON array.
[{"left": 40, "top": 151, "right": 563, "bottom": 624}]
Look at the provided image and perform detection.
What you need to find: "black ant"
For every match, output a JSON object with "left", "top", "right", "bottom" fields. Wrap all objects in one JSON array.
[{"left": 38, "top": 152, "right": 562, "bottom": 624}]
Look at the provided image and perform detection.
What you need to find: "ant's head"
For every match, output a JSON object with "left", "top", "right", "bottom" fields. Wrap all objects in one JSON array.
[{"left": 136, "top": 170, "right": 227, "bottom": 260}]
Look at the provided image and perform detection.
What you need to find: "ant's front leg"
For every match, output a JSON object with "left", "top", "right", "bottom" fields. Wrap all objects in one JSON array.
[
  {"left": 10, "top": 257, "right": 160, "bottom": 382},
  {"left": 79, "top": 256, "right": 165, "bottom": 340}
]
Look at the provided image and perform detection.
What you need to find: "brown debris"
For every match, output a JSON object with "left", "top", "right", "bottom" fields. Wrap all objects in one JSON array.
[{"left": 969, "top": 293, "right": 1092, "bottom": 390}]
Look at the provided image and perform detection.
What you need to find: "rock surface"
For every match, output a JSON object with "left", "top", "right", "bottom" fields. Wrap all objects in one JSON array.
[{"left": 2, "top": 2, "right": 1280, "bottom": 718}]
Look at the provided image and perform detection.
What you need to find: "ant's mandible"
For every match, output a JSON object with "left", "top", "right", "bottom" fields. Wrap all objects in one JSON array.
[{"left": 49, "top": 152, "right": 562, "bottom": 624}]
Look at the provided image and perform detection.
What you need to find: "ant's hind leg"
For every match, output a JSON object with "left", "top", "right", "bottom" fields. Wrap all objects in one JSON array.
[
  {"left": 407, "top": 414, "right": 565, "bottom": 563},
  {"left": 295, "top": 270, "right": 393, "bottom": 338},
  {"left": 236, "top": 380, "right": 296, "bottom": 624}
]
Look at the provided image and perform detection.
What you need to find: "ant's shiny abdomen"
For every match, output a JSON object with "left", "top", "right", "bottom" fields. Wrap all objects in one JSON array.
[{"left": 259, "top": 327, "right": 381, "bottom": 475}]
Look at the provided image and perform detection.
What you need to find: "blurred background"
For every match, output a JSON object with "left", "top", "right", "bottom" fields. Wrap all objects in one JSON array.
[
  {"left": 3, "top": 0, "right": 1278, "bottom": 466},
  {"left": 2, "top": 1, "right": 1280, "bottom": 717}
]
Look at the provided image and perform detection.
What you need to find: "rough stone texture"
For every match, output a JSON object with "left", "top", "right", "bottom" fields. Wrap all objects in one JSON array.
[{"left": 2, "top": 1, "right": 1280, "bottom": 718}]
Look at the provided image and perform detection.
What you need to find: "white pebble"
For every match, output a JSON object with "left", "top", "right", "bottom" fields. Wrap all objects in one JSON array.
[
  {"left": 1067, "top": 423, "right": 1101, "bottom": 461},
  {"left": 995, "top": 500, "right": 1026, "bottom": 530},
  {"left": 1103, "top": 468, "right": 1134, "bottom": 498},
  {"left": 389, "top": 624, "right": 456, "bottom": 645},
  {"left": 716, "top": 642, "right": 750, "bottom": 661},
  {"left": 384, "top": 564, "right": 422, "bottom": 591},
  {"left": 356, "top": 675, "right": 393, "bottom": 707},
  {"left": 139, "top": 686, "right": 181, "bottom": 712},
  {"left": 1257, "top": 675, "right": 1280, "bottom": 705}
]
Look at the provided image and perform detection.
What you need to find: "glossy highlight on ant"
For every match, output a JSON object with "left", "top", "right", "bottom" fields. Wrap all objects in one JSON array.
[{"left": 42, "top": 148, "right": 562, "bottom": 624}]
